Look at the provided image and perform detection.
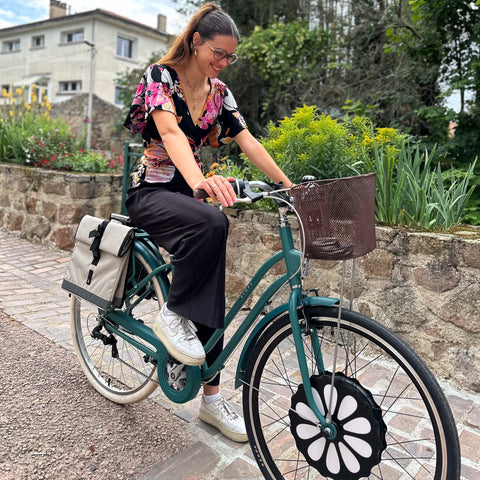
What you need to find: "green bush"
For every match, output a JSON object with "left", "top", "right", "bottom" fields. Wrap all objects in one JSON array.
[
  {"left": 1, "top": 85, "right": 122, "bottom": 173},
  {"left": 241, "top": 105, "right": 407, "bottom": 184}
]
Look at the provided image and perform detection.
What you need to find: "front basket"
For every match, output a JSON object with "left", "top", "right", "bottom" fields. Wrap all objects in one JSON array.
[{"left": 291, "top": 173, "right": 376, "bottom": 260}]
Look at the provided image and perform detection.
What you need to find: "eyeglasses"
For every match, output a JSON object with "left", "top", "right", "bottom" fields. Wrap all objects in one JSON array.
[{"left": 204, "top": 39, "right": 238, "bottom": 65}]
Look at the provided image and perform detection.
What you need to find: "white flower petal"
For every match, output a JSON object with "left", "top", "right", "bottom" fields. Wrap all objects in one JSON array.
[
  {"left": 326, "top": 443, "right": 341, "bottom": 474},
  {"left": 297, "top": 423, "right": 321, "bottom": 440},
  {"left": 344, "top": 434, "right": 373, "bottom": 458},
  {"left": 307, "top": 436, "right": 326, "bottom": 461},
  {"left": 337, "top": 395, "right": 358, "bottom": 421},
  {"left": 343, "top": 417, "right": 372, "bottom": 434},
  {"left": 295, "top": 402, "right": 318, "bottom": 424},
  {"left": 338, "top": 442, "right": 361, "bottom": 473},
  {"left": 323, "top": 384, "right": 338, "bottom": 414},
  {"left": 312, "top": 387, "right": 326, "bottom": 416}
]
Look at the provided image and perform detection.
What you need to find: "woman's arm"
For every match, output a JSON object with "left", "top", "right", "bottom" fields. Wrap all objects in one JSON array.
[
  {"left": 235, "top": 129, "right": 292, "bottom": 188},
  {"left": 152, "top": 109, "right": 236, "bottom": 206}
]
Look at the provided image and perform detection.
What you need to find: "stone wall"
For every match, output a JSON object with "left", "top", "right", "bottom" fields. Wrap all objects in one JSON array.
[
  {"left": 0, "top": 163, "right": 122, "bottom": 250},
  {"left": 1, "top": 164, "right": 479, "bottom": 392},
  {"left": 225, "top": 208, "right": 480, "bottom": 393},
  {"left": 49, "top": 93, "right": 132, "bottom": 155}
]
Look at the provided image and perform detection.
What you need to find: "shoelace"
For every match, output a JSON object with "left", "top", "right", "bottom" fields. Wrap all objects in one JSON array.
[
  {"left": 218, "top": 399, "right": 239, "bottom": 420},
  {"left": 180, "top": 318, "right": 198, "bottom": 341}
]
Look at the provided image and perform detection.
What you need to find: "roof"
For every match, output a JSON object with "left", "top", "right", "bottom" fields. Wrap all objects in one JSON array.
[{"left": 0, "top": 8, "right": 171, "bottom": 39}]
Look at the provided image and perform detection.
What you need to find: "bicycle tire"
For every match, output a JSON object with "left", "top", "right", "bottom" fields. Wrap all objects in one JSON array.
[
  {"left": 243, "top": 305, "right": 460, "bottom": 480},
  {"left": 70, "top": 250, "right": 166, "bottom": 404}
]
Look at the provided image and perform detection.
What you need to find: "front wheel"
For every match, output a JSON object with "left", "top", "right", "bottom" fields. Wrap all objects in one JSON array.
[{"left": 242, "top": 306, "right": 460, "bottom": 480}]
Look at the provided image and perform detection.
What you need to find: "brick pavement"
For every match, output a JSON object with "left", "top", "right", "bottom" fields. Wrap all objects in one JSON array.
[{"left": 1, "top": 229, "right": 479, "bottom": 479}]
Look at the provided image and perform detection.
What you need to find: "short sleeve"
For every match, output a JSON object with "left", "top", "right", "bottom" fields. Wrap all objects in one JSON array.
[
  {"left": 124, "top": 64, "right": 176, "bottom": 140},
  {"left": 205, "top": 87, "right": 247, "bottom": 148}
]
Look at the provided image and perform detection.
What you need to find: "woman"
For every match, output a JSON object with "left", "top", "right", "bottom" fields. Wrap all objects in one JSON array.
[{"left": 124, "top": 2, "right": 291, "bottom": 443}]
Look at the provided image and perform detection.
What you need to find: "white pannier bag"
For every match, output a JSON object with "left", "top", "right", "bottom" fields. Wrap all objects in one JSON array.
[{"left": 62, "top": 215, "right": 135, "bottom": 309}]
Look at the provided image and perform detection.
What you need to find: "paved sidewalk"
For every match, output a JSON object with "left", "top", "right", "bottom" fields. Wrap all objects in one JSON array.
[{"left": 1, "top": 229, "right": 479, "bottom": 479}]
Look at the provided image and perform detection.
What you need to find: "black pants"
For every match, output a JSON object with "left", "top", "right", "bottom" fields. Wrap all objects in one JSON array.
[{"left": 126, "top": 186, "right": 227, "bottom": 385}]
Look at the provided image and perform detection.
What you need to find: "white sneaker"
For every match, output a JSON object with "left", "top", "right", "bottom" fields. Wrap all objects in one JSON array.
[
  {"left": 199, "top": 395, "right": 248, "bottom": 443},
  {"left": 153, "top": 305, "right": 205, "bottom": 366}
]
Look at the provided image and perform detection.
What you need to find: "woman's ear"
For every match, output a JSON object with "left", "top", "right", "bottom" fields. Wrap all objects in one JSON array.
[{"left": 192, "top": 31, "right": 203, "bottom": 49}]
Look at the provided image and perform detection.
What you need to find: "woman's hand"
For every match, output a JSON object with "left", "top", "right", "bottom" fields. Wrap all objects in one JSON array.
[{"left": 194, "top": 175, "right": 237, "bottom": 207}]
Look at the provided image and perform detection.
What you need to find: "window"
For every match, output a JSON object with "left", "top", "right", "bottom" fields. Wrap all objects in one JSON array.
[
  {"left": 116, "top": 36, "right": 134, "bottom": 59},
  {"left": 59, "top": 81, "right": 82, "bottom": 93},
  {"left": 31, "top": 35, "right": 45, "bottom": 48},
  {"left": 2, "top": 40, "right": 20, "bottom": 53},
  {"left": 114, "top": 86, "right": 125, "bottom": 106},
  {"left": 61, "top": 29, "right": 84, "bottom": 44}
]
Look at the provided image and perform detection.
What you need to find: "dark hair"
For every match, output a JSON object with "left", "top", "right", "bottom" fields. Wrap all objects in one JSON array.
[{"left": 159, "top": 3, "right": 239, "bottom": 67}]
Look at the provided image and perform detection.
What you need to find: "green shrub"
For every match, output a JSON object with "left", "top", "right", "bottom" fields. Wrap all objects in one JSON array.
[
  {"left": 1, "top": 85, "right": 122, "bottom": 173},
  {"left": 241, "top": 105, "right": 407, "bottom": 184}
]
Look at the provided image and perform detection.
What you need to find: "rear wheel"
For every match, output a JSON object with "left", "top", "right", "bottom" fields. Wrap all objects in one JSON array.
[
  {"left": 70, "top": 251, "right": 166, "bottom": 404},
  {"left": 243, "top": 306, "right": 460, "bottom": 479}
]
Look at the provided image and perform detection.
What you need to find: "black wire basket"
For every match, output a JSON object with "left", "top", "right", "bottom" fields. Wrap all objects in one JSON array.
[{"left": 291, "top": 173, "right": 376, "bottom": 260}]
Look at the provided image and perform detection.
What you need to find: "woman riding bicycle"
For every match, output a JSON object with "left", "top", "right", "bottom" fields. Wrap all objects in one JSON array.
[{"left": 124, "top": 2, "right": 292, "bottom": 442}]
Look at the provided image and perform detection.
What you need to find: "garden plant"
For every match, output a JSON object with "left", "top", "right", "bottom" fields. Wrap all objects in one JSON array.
[{"left": 0, "top": 85, "right": 123, "bottom": 173}]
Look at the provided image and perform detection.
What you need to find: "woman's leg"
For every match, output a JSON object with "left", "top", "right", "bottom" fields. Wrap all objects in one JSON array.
[{"left": 126, "top": 187, "right": 229, "bottom": 329}]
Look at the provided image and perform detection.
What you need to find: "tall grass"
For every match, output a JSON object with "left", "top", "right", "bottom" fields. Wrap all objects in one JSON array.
[{"left": 360, "top": 139, "right": 476, "bottom": 230}]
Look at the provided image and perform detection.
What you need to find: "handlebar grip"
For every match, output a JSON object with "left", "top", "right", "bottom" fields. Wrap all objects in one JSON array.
[
  {"left": 193, "top": 189, "right": 209, "bottom": 200},
  {"left": 193, "top": 179, "right": 245, "bottom": 200}
]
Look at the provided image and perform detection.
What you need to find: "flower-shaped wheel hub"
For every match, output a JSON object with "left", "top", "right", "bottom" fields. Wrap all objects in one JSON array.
[{"left": 289, "top": 372, "right": 387, "bottom": 480}]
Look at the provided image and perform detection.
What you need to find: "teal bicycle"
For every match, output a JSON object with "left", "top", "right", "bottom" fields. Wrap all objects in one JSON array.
[{"left": 70, "top": 175, "right": 460, "bottom": 480}]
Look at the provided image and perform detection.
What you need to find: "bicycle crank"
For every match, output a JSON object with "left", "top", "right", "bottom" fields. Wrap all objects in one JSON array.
[{"left": 289, "top": 372, "right": 387, "bottom": 480}]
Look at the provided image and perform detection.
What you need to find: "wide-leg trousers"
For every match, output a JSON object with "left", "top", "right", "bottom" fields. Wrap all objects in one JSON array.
[{"left": 126, "top": 186, "right": 227, "bottom": 385}]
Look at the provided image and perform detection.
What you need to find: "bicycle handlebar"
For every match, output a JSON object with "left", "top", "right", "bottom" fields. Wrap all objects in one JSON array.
[{"left": 193, "top": 179, "right": 282, "bottom": 204}]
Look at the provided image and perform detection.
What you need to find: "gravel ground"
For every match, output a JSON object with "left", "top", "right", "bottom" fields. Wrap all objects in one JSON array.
[{"left": 0, "top": 309, "right": 193, "bottom": 480}]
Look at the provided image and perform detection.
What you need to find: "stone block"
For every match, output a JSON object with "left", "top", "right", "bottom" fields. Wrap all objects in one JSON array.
[
  {"left": 49, "top": 226, "right": 75, "bottom": 250},
  {"left": 43, "top": 181, "right": 66, "bottom": 195},
  {"left": 58, "top": 204, "right": 92, "bottom": 225},
  {"left": 25, "top": 196, "right": 37, "bottom": 214},
  {"left": 23, "top": 215, "right": 51, "bottom": 241},
  {"left": 5, "top": 212, "right": 23, "bottom": 231},
  {"left": 41, "top": 201, "right": 58, "bottom": 221},
  {"left": 360, "top": 249, "right": 394, "bottom": 278},
  {"left": 68, "top": 182, "right": 96, "bottom": 199},
  {"left": 414, "top": 262, "right": 461, "bottom": 293},
  {"left": 460, "top": 240, "right": 480, "bottom": 269}
]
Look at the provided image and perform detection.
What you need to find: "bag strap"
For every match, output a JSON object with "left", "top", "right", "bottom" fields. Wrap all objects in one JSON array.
[{"left": 86, "top": 220, "right": 109, "bottom": 285}]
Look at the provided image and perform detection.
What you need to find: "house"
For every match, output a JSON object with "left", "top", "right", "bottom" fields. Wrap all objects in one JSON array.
[{"left": 0, "top": 0, "right": 172, "bottom": 106}]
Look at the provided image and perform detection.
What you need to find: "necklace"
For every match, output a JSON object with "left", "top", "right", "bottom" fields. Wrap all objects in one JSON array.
[{"left": 182, "top": 74, "right": 207, "bottom": 110}]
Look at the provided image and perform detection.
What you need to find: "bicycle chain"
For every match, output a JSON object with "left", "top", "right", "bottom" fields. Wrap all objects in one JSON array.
[{"left": 115, "top": 355, "right": 161, "bottom": 385}]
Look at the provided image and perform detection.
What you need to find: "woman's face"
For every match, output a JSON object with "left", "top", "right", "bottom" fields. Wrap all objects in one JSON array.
[{"left": 194, "top": 34, "right": 238, "bottom": 79}]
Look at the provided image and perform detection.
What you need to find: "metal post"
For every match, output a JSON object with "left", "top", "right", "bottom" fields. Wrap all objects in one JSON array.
[{"left": 84, "top": 40, "right": 95, "bottom": 151}]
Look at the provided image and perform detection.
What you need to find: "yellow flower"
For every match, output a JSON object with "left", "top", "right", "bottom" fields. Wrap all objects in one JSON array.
[
  {"left": 206, "top": 171, "right": 215, "bottom": 178},
  {"left": 31, "top": 95, "right": 38, "bottom": 103},
  {"left": 210, "top": 162, "right": 220, "bottom": 170},
  {"left": 9, "top": 110, "right": 14, "bottom": 116},
  {"left": 8, "top": 91, "right": 13, "bottom": 99},
  {"left": 2, "top": 88, "right": 7, "bottom": 97}
]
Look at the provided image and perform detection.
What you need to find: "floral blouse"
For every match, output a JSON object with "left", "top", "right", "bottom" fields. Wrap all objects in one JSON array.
[{"left": 124, "top": 64, "right": 247, "bottom": 192}]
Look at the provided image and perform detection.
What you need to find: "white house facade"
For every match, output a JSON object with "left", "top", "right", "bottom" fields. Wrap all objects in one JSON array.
[{"left": 0, "top": 0, "right": 172, "bottom": 107}]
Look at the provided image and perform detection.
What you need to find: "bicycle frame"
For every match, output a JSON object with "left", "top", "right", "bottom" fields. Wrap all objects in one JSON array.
[{"left": 102, "top": 207, "right": 338, "bottom": 431}]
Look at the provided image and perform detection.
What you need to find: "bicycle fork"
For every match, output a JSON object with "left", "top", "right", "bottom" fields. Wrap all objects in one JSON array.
[{"left": 288, "top": 287, "right": 339, "bottom": 440}]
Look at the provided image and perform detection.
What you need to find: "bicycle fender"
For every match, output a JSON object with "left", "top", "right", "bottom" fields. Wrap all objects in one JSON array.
[{"left": 235, "top": 296, "right": 339, "bottom": 389}]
